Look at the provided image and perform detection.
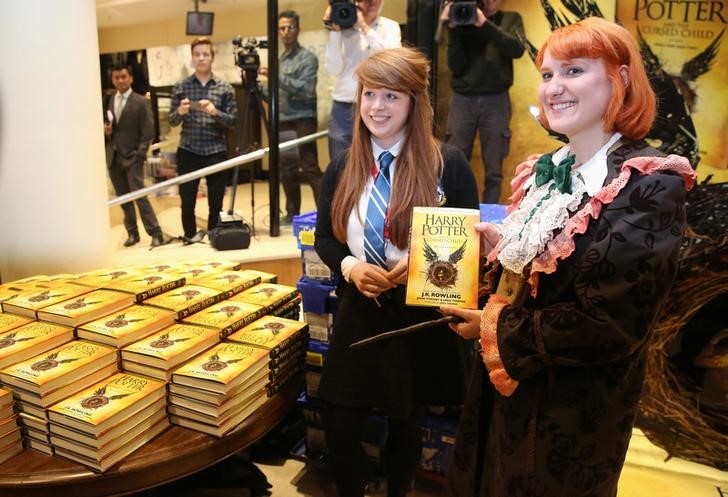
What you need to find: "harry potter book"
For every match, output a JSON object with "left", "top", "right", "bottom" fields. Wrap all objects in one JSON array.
[
  {"left": 182, "top": 300, "right": 264, "bottom": 339},
  {"left": 197, "top": 260, "right": 243, "bottom": 272},
  {"left": 49, "top": 397, "right": 165, "bottom": 449},
  {"left": 53, "top": 416, "right": 169, "bottom": 472},
  {"left": 228, "top": 283, "right": 299, "bottom": 314},
  {"left": 167, "top": 366, "right": 268, "bottom": 406},
  {"left": 0, "top": 414, "right": 18, "bottom": 440},
  {"left": 0, "top": 340, "right": 117, "bottom": 397},
  {"left": 36, "top": 289, "right": 134, "bottom": 327},
  {"left": 405, "top": 207, "right": 480, "bottom": 309},
  {"left": 226, "top": 315, "right": 308, "bottom": 358},
  {"left": 103, "top": 273, "right": 186, "bottom": 303},
  {"left": 2, "top": 284, "right": 94, "bottom": 318},
  {"left": 0, "top": 312, "right": 34, "bottom": 334},
  {"left": 142, "top": 284, "right": 225, "bottom": 319},
  {"left": 120, "top": 323, "right": 219, "bottom": 370},
  {"left": 71, "top": 268, "right": 145, "bottom": 289},
  {"left": 168, "top": 374, "right": 268, "bottom": 418},
  {"left": 171, "top": 342, "right": 270, "bottom": 395},
  {"left": 270, "top": 294, "right": 302, "bottom": 320},
  {"left": 77, "top": 305, "right": 176, "bottom": 348},
  {"left": 194, "top": 271, "right": 262, "bottom": 298},
  {"left": 0, "top": 282, "right": 38, "bottom": 307},
  {"left": 47, "top": 372, "right": 166, "bottom": 437},
  {"left": 168, "top": 390, "right": 267, "bottom": 438},
  {"left": 237, "top": 269, "right": 277, "bottom": 284},
  {"left": 0, "top": 321, "right": 74, "bottom": 369},
  {"left": 17, "top": 411, "right": 47, "bottom": 432},
  {"left": 172, "top": 266, "right": 221, "bottom": 283}
]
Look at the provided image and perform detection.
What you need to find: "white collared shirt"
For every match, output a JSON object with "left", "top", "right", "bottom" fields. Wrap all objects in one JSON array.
[{"left": 551, "top": 132, "right": 622, "bottom": 196}]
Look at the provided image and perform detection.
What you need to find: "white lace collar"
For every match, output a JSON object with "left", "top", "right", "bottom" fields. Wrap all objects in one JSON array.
[{"left": 552, "top": 132, "right": 622, "bottom": 196}]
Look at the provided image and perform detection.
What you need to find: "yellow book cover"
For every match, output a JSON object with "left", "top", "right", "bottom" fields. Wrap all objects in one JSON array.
[
  {"left": 172, "top": 266, "right": 220, "bottom": 283},
  {"left": 271, "top": 295, "right": 302, "bottom": 319},
  {"left": 73, "top": 268, "right": 144, "bottom": 288},
  {"left": 48, "top": 372, "right": 166, "bottom": 435},
  {"left": 103, "top": 273, "right": 186, "bottom": 303},
  {"left": 226, "top": 316, "right": 308, "bottom": 355},
  {"left": 406, "top": 207, "right": 480, "bottom": 309},
  {"left": 182, "top": 301, "right": 264, "bottom": 338},
  {"left": 228, "top": 283, "right": 299, "bottom": 312},
  {"left": 120, "top": 323, "right": 219, "bottom": 369},
  {"left": 0, "top": 321, "right": 74, "bottom": 370},
  {"left": 238, "top": 269, "right": 277, "bottom": 283},
  {"left": 143, "top": 284, "right": 225, "bottom": 319},
  {"left": 36, "top": 290, "right": 134, "bottom": 327},
  {"left": 194, "top": 271, "right": 261, "bottom": 297},
  {"left": 197, "top": 260, "right": 243, "bottom": 271},
  {"left": 141, "top": 263, "right": 187, "bottom": 274},
  {"left": 2, "top": 284, "right": 94, "bottom": 318},
  {"left": 0, "top": 283, "right": 37, "bottom": 306},
  {"left": 172, "top": 342, "right": 270, "bottom": 394},
  {"left": 0, "top": 312, "right": 34, "bottom": 334},
  {"left": 0, "top": 340, "right": 116, "bottom": 395},
  {"left": 77, "top": 305, "right": 176, "bottom": 348}
]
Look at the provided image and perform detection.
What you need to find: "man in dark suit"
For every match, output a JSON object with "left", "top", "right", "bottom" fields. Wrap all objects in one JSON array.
[{"left": 104, "top": 64, "right": 164, "bottom": 247}]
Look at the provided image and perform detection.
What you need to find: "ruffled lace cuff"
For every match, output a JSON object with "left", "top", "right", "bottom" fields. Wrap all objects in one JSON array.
[{"left": 480, "top": 294, "right": 518, "bottom": 397}]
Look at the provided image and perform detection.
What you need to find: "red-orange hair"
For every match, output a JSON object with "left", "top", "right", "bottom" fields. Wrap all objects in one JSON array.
[{"left": 535, "top": 17, "right": 656, "bottom": 139}]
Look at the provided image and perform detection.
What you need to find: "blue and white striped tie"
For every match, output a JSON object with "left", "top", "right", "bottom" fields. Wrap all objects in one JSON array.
[{"left": 363, "top": 151, "right": 394, "bottom": 267}]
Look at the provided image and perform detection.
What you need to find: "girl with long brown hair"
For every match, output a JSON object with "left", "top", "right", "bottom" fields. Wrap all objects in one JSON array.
[{"left": 314, "top": 46, "right": 479, "bottom": 496}]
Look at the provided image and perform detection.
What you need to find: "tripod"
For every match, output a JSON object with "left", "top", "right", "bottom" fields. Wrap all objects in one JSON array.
[{"left": 231, "top": 66, "right": 269, "bottom": 236}]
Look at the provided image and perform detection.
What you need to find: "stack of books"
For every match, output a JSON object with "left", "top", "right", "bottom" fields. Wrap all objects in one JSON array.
[
  {"left": 0, "top": 340, "right": 117, "bottom": 453},
  {"left": 77, "top": 305, "right": 176, "bottom": 349},
  {"left": 0, "top": 282, "right": 38, "bottom": 308},
  {"left": 102, "top": 272, "right": 186, "bottom": 303},
  {"left": 226, "top": 315, "right": 308, "bottom": 396},
  {"left": 182, "top": 300, "right": 264, "bottom": 339},
  {"left": 47, "top": 372, "right": 168, "bottom": 472},
  {"left": 0, "top": 321, "right": 73, "bottom": 369},
  {"left": 1, "top": 284, "right": 93, "bottom": 318},
  {"left": 194, "top": 271, "right": 261, "bottom": 298},
  {"left": 72, "top": 267, "right": 144, "bottom": 288},
  {"left": 228, "top": 283, "right": 300, "bottom": 316},
  {"left": 35, "top": 289, "right": 134, "bottom": 327},
  {"left": 196, "top": 260, "right": 243, "bottom": 272},
  {"left": 0, "top": 388, "right": 22, "bottom": 464},
  {"left": 143, "top": 284, "right": 225, "bottom": 320},
  {"left": 168, "top": 342, "right": 271, "bottom": 437},
  {"left": 120, "top": 323, "right": 219, "bottom": 381},
  {"left": 238, "top": 269, "right": 277, "bottom": 284}
]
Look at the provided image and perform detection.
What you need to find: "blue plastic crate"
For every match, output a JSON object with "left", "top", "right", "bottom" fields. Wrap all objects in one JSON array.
[
  {"left": 293, "top": 211, "right": 318, "bottom": 249},
  {"left": 420, "top": 412, "right": 459, "bottom": 474},
  {"left": 297, "top": 276, "right": 336, "bottom": 314},
  {"left": 480, "top": 203, "right": 508, "bottom": 223}
]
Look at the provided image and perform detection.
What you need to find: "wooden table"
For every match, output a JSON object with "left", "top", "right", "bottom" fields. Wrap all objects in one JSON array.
[{"left": 0, "top": 382, "right": 300, "bottom": 497}]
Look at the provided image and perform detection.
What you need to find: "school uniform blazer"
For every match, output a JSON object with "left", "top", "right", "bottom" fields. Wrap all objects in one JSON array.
[{"left": 314, "top": 144, "right": 480, "bottom": 416}]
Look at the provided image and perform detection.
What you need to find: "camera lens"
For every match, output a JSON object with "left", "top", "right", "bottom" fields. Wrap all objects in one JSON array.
[{"left": 449, "top": 1, "right": 477, "bottom": 25}]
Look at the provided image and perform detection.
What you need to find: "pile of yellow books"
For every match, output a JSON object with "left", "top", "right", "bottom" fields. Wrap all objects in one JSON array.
[
  {"left": 77, "top": 305, "right": 175, "bottom": 349},
  {"left": 168, "top": 342, "right": 271, "bottom": 437},
  {"left": 0, "top": 340, "right": 117, "bottom": 453},
  {"left": 120, "top": 323, "right": 219, "bottom": 381},
  {"left": 228, "top": 283, "right": 300, "bottom": 315},
  {"left": 2, "top": 284, "right": 94, "bottom": 319},
  {"left": 182, "top": 300, "right": 264, "bottom": 339},
  {"left": 35, "top": 289, "right": 134, "bottom": 327},
  {"left": 0, "top": 321, "right": 73, "bottom": 369},
  {"left": 47, "top": 372, "right": 168, "bottom": 472},
  {"left": 0, "top": 388, "right": 22, "bottom": 464},
  {"left": 143, "top": 284, "right": 225, "bottom": 320},
  {"left": 193, "top": 270, "right": 261, "bottom": 298},
  {"left": 101, "top": 272, "right": 186, "bottom": 303},
  {"left": 226, "top": 315, "right": 309, "bottom": 396}
]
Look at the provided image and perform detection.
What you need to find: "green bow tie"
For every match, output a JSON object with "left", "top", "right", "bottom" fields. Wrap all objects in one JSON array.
[{"left": 534, "top": 153, "right": 576, "bottom": 193}]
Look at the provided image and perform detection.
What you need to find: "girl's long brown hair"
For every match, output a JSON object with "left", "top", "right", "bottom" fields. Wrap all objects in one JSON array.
[{"left": 330, "top": 47, "right": 443, "bottom": 249}]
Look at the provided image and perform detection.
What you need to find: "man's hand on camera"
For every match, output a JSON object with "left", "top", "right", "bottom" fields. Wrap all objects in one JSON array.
[
  {"left": 353, "top": 7, "right": 371, "bottom": 34},
  {"left": 322, "top": 6, "right": 342, "bottom": 31},
  {"left": 258, "top": 66, "right": 269, "bottom": 79},
  {"left": 439, "top": 1, "right": 453, "bottom": 24},
  {"left": 475, "top": 7, "right": 487, "bottom": 27},
  {"left": 198, "top": 99, "right": 219, "bottom": 116},
  {"left": 178, "top": 97, "right": 191, "bottom": 116}
]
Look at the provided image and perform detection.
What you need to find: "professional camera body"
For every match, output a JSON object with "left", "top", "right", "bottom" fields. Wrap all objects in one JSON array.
[
  {"left": 232, "top": 36, "right": 269, "bottom": 72},
  {"left": 449, "top": 1, "right": 479, "bottom": 26},
  {"left": 328, "top": 0, "right": 358, "bottom": 29}
]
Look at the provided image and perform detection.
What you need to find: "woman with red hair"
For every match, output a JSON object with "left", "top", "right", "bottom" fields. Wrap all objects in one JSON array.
[{"left": 441, "top": 17, "right": 696, "bottom": 497}]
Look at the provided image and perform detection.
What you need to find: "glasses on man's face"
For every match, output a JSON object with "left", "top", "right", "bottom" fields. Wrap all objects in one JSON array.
[{"left": 278, "top": 25, "right": 297, "bottom": 32}]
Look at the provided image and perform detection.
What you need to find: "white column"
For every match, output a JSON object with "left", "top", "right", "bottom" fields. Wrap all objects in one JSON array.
[{"left": 0, "top": 0, "right": 111, "bottom": 282}]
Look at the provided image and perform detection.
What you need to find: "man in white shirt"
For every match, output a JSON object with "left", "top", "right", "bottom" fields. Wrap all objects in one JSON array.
[{"left": 323, "top": 0, "right": 401, "bottom": 160}]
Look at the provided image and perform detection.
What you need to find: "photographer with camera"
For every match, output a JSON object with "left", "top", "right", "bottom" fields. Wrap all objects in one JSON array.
[
  {"left": 440, "top": 0, "right": 525, "bottom": 204},
  {"left": 323, "top": 0, "right": 401, "bottom": 161},
  {"left": 259, "top": 11, "right": 322, "bottom": 224},
  {"left": 169, "top": 37, "right": 237, "bottom": 244}
]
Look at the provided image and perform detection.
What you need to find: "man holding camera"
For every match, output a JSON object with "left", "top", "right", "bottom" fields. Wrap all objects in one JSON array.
[
  {"left": 169, "top": 37, "right": 237, "bottom": 244},
  {"left": 440, "top": 0, "right": 524, "bottom": 204},
  {"left": 260, "top": 11, "right": 322, "bottom": 224},
  {"left": 323, "top": 0, "right": 401, "bottom": 160}
]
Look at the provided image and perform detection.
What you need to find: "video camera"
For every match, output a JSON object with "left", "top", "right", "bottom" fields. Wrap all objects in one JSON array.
[
  {"left": 449, "top": 1, "right": 478, "bottom": 26},
  {"left": 232, "top": 36, "right": 268, "bottom": 72},
  {"left": 328, "top": 0, "right": 358, "bottom": 29}
]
